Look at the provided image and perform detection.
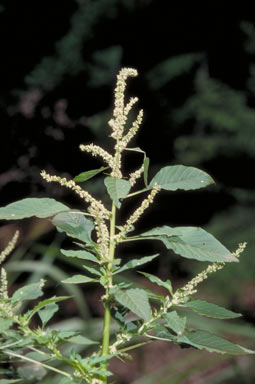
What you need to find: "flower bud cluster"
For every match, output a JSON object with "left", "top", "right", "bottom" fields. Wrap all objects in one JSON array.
[
  {"left": 41, "top": 170, "right": 110, "bottom": 219},
  {"left": 0, "top": 230, "right": 19, "bottom": 265},
  {"left": 116, "top": 184, "right": 160, "bottom": 241},
  {"left": 121, "top": 109, "right": 143, "bottom": 148},
  {"left": 110, "top": 68, "right": 138, "bottom": 140},
  {"left": 79, "top": 144, "right": 113, "bottom": 168},
  {"left": 172, "top": 242, "right": 247, "bottom": 306},
  {"left": 0, "top": 268, "right": 8, "bottom": 299},
  {"left": 129, "top": 164, "right": 144, "bottom": 186},
  {"left": 92, "top": 214, "right": 110, "bottom": 261}
]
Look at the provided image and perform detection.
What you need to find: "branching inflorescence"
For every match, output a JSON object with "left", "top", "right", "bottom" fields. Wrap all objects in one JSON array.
[{"left": 0, "top": 68, "right": 253, "bottom": 384}]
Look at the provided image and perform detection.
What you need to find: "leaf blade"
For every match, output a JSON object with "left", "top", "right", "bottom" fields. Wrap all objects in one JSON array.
[
  {"left": 139, "top": 271, "right": 173, "bottom": 295},
  {"left": 139, "top": 226, "right": 237, "bottom": 263},
  {"left": 61, "top": 249, "right": 98, "bottom": 263},
  {"left": 74, "top": 166, "right": 108, "bottom": 182},
  {"left": 165, "top": 311, "right": 186, "bottom": 335},
  {"left": 115, "top": 288, "right": 151, "bottom": 321},
  {"left": 0, "top": 198, "right": 70, "bottom": 220},
  {"left": 62, "top": 274, "right": 98, "bottom": 284},
  {"left": 149, "top": 165, "right": 214, "bottom": 191},
  {"left": 104, "top": 177, "right": 131, "bottom": 208},
  {"left": 114, "top": 254, "right": 159, "bottom": 274},
  {"left": 178, "top": 330, "right": 255, "bottom": 355},
  {"left": 143, "top": 156, "right": 150, "bottom": 187},
  {"left": 183, "top": 300, "right": 241, "bottom": 319},
  {"left": 52, "top": 211, "right": 94, "bottom": 244}
]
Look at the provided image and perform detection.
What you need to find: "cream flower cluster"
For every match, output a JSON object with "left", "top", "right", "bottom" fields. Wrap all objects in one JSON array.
[
  {"left": 0, "top": 231, "right": 20, "bottom": 317},
  {"left": 79, "top": 144, "right": 113, "bottom": 168},
  {"left": 110, "top": 67, "right": 138, "bottom": 140},
  {"left": 40, "top": 170, "right": 110, "bottom": 219},
  {"left": 171, "top": 242, "right": 247, "bottom": 306},
  {"left": 92, "top": 214, "right": 110, "bottom": 262},
  {"left": 116, "top": 184, "right": 160, "bottom": 241},
  {"left": 129, "top": 164, "right": 145, "bottom": 186},
  {"left": 0, "top": 230, "right": 19, "bottom": 265}
]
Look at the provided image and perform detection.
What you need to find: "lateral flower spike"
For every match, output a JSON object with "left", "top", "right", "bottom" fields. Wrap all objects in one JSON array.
[
  {"left": 172, "top": 242, "right": 247, "bottom": 306},
  {"left": 116, "top": 183, "right": 161, "bottom": 240},
  {"left": 40, "top": 170, "right": 110, "bottom": 219},
  {"left": 79, "top": 144, "right": 114, "bottom": 168},
  {"left": 0, "top": 230, "right": 19, "bottom": 266}
]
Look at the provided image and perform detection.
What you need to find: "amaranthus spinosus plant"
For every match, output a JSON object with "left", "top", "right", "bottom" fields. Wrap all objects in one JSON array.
[{"left": 0, "top": 68, "right": 254, "bottom": 383}]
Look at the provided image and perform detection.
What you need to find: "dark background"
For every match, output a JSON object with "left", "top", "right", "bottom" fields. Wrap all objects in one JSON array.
[{"left": 0, "top": 1, "right": 254, "bottom": 383}]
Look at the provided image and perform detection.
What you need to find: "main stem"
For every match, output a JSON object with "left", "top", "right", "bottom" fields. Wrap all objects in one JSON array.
[{"left": 101, "top": 202, "right": 116, "bottom": 380}]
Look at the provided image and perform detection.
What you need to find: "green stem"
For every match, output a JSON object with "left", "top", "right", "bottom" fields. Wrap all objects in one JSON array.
[{"left": 101, "top": 202, "right": 116, "bottom": 381}]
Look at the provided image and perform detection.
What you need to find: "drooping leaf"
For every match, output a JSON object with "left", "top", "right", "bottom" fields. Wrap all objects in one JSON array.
[
  {"left": 0, "top": 198, "right": 70, "bottom": 220},
  {"left": 143, "top": 156, "right": 150, "bottom": 187},
  {"left": 138, "top": 271, "right": 173, "bottom": 295},
  {"left": 139, "top": 226, "right": 237, "bottom": 262},
  {"left": 0, "top": 318, "right": 13, "bottom": 333},
  {"left": 104, "top": 177, "right": 131, "bottom": 208},
  {"left": 11, "top": 281, "right": 45, "bottom": 304},
  {"left": 74, "top": 166, "right": 108, "bottom": 182},
  {"left": 62, "top": 274, "right": 98, "bottom": 284},
  {"left": 165, "top": 311, "right": 186, "bottom": 335},
  {"left": 149, "top": 165, "right": 214, "bottom": 191},
  {"left": 114, "top": 254, "right": 159, "bottom": 274},
  {"left": 61, "top": 249, "right": 99, "bottom": 263},
  {"left": 68, "top": 335, "right": 98, "bottom": 345},
  {"left": 52, "top": 211, "right": 94, "bottom": 244},
  {"left": 115, "top": 288, "right": 151, "bottom": 321},
  {"left": 177, "top": 330, "right": 255, "bottom": 355},
  {"left": 38, "top": 303, "right": 59, "bottom": 325},
  {"left": 184, "top": 300, "right": 241, "bottom": 319}
]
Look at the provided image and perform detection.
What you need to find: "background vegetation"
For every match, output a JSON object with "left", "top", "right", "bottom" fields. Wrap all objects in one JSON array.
[{"left": 0, "top": 1, "right": 254, "bottom": 383}]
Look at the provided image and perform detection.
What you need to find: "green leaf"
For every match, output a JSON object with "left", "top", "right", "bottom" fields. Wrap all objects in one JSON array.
[
  {"left": 0, "top": 198, "right": 69, "bottom": 220},
  {"left": 104, "top": 177, "right": 131, "bottom": 208},
  {"left": 68, "top": 335, "right": 98, "bottom": 345},
  {"left": 184, "top": 300, "right": 241, "bottom": 319},
  {"left": 38, "top": 303, "right": 58, "bottom": 325},
  {"left": 178, "top": 330, "right": 255, "bottom": 355},
  {"left": 82, "top": 264, "right": 101, "bottom": 277},
  {"left": 138, "top": 271, "right": 173, "bottom": 295},
  {"left": 149, "top": 165, "right": 214, "bottom": 191},
  {"left": 74, "top": 166, "right": 108, "bottom": 182},
  {"left": 0, "top": 380, "right": 23, "bottom": 384},
  {"left": 0, "top": 318, "right": 13, "bottom": 333},
  {"left": 11, "top": 281, "right": 45, "bottom": 304},
  {"left": 114, "top": 254, "right": 159, "bottom": 274},
  {"left": 52, "top": 211, "right": 94, "bottom": 243},
  {"left": 165, "top": 311, "right": 186, "bottom": 335},
  {"left": 30, "top": 296, "right": 70, "bottom": 317},
  {"left": 62, "top": 274, "right": 98, "bottom": 284},
  {"left": 139, "top": 226, "right": 237, "bottom": 262},
  {"left": 115, "top": 288, "right": 151, "bottom": 321},
  {"left": 17, "top": 364, "right": 46, "bottom": 380},
  {"left": 61, "top": 249, "right": 99, "bottom": 263},
  {"left": 143, "top": 156, "right": 150, "bottom": 187}
]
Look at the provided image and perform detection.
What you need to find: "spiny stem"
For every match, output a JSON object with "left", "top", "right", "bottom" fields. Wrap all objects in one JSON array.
[{"left": 101, "top": 202, "right": 116, "bottom": 382}]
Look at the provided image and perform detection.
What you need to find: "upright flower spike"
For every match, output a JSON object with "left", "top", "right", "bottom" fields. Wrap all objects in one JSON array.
[{"left": 110, "top": 67, "right": 138, "bottom": 141}]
